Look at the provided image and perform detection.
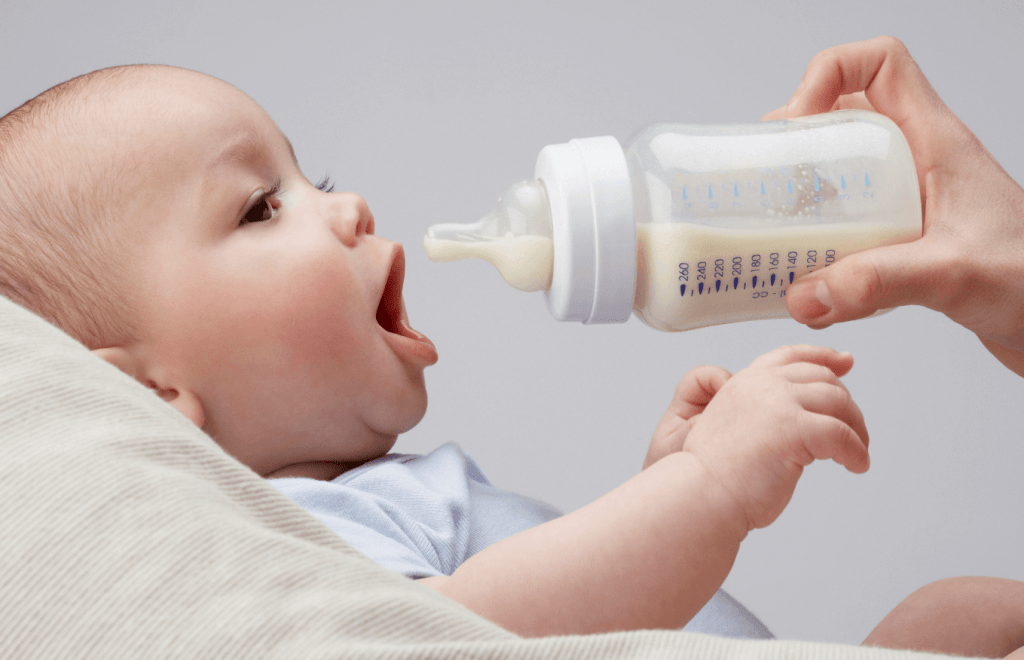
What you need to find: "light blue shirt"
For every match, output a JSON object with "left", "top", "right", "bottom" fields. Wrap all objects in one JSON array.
[{"left": 272, "top": 443, "right": 772, "bottom": 639}]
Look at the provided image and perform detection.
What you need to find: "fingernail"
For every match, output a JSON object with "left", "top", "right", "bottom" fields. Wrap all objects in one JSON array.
[
  {"left": 791, "top": 279, "right": 832, "bottom": 319},
  {"left": 814, "top": 279, "right": 832, "bottom": 310}
]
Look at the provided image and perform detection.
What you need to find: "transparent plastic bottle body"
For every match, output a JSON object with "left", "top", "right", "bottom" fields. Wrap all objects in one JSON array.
[
  {"left": 627, "top": 110, "right": 921, "bottom": 331},
  {"left": 425, "top": 110, "right": 922, "bottom": 332}
]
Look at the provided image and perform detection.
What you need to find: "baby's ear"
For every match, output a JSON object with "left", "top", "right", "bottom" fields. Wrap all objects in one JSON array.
[
  {"left": 91, "top": 347, "right": 206, "bottom": 428},
  {"left": 92, "top": 347, "right": 146, "bottom": 382}
]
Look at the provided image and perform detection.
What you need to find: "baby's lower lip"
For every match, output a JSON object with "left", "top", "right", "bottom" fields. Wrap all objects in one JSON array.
[{"left": 388, "top": 317, "right": 438, "bottom": 365}]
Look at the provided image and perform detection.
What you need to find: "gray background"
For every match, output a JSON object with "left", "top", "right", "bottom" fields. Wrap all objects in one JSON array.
[{"left": 2, "top": 0, "right": 1021, "bottom": 646}]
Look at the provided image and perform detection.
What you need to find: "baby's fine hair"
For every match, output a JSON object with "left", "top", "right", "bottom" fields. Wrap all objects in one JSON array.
[{"left": 0, "top": 66, "right": 144, "bottom": 348}]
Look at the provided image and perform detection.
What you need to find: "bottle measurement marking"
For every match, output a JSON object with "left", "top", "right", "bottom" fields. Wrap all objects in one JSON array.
[
  {"left": 680, "top": 272, "right": 791, "bottom": 297},
  {"left": 677, "top": 168, "right": 877, "bottom": 214},
  {"left": 679, "top": 170, "right": 873, "bottom": 203},
  {"left": 677, "top": 250, "right": 835, "bottom": 298}
]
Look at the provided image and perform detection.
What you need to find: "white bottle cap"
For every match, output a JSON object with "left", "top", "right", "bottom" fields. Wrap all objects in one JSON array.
[{"left": 535, "top": 136, "right": 636, "bottom": 324}]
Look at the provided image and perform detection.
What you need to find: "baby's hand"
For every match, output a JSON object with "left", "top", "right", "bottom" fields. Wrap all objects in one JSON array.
[
  {"left": 644, "top": 364, "right": 733, "bottom": 469},
  {"left": 677, "top": 345, "right": 869, "bottom": 531}
]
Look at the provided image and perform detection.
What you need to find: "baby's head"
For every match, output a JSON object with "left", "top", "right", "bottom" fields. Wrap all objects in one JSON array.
[{"left": 0, "top": 65, "right": 437, "bottom": 478}]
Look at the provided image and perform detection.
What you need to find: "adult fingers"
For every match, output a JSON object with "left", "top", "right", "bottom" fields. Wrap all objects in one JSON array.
[
  {"left": 831, "top": 91, "right": 876, "bottom": 112},
  {"left": 762, "top": 90, "right": 875, "bottom": 121},
  {"left": 977, "top": 337, "right": 1024, "bottom": 379},
  {"left": 774, "top": 36, "right": 941, "bottom": 126},
  {"left": 763, "top": 36, "right": 955, "bottom": 194},
  {"left": 786, "top": 235, "right": 952, "bottom": 327}
]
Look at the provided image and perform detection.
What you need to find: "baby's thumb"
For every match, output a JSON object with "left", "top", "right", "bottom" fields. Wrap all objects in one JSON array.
[{"left": 786, "top": 241, "right": 935, "bottom": 328}]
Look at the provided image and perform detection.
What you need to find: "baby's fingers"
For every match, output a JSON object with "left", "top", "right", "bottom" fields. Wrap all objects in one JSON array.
[
  {"left": 793, "top": 387, "right": 870, "bottom": 472},
  {"left": 796, "top": 411, "right": 870, "bottom": 473},
  {"left": 667, "top": 365, "right": 732, "bottom": 420},
  {"left": 781, "top": 361, "right": 849, "bottom": 386},
  {"left": 796, "top": 379, "right": 869, "bottom": 446},
  {"left": 751, "top": 345, "right": 854, "bottom": 378}
]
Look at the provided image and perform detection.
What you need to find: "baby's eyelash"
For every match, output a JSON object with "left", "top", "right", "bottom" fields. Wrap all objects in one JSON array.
[
  {"left": 264, "top": 180, "right": 282, "bottom": 199},
  {"left": 254, "top": 180, "right": 282, "bottom": 211},
  {"left": 315, "top": 173, "right": 335, "bottom": 193}
]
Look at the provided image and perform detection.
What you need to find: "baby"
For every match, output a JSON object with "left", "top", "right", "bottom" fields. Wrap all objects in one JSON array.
[{"left": 0, "top": 64, "right": 1019, "bottom": 653}]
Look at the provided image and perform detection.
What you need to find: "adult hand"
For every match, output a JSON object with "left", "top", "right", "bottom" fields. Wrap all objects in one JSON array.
[{"left": 763, "top": 36, "right": 1024, "bottom": 377}]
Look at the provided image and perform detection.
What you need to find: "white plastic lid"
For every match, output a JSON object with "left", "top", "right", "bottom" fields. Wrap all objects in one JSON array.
[{"left": 535, "top": 136, "right": 636, "bottom": 324}]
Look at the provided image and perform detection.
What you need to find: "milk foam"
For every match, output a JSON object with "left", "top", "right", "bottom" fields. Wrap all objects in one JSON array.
[
  {"left": 634, "top": 222, "right": 920, "bottom": 332},
  {"left": 423, "top": 235, "right": 554, "bottom": 293}
]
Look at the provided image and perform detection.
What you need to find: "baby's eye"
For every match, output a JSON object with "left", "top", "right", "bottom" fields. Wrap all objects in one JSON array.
[
  {"left": 242, "top": 195, "right": 276, "bottom": 225},
  {"left": 240, "top": 183, "right": 281, "bottom": 226}
]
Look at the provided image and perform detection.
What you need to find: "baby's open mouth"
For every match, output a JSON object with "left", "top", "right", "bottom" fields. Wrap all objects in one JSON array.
[
  {"left": 377, "top": 249, "right": 407, "bottom": 335},
  {"left": 375, "top": 245, "right": 436, "bottom": 365}
]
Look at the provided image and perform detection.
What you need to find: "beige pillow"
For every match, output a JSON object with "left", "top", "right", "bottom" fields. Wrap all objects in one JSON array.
[{"left": 0, "top": 294, "right": 949, "bottom": 659}]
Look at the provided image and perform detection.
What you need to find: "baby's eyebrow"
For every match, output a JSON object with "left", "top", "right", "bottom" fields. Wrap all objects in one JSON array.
[
  {"left": 203, "top": 131, "right": 299, "bottom": 198},
  {"left": 210, "top": 131, "right": 285, "bottom": 170}
]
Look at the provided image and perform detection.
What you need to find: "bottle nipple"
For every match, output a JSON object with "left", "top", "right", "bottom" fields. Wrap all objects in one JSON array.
[{"left": 424, "top": 179, "right": 554, "bottom": 292}]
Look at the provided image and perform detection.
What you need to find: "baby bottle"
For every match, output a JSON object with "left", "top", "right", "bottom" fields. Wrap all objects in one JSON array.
[{"left": 424, "top": 110, "right": 922, "bottom": 332}]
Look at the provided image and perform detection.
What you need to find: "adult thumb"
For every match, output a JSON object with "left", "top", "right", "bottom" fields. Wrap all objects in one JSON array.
[{"left": 785, "top": 239, "right": 939, "bottom": 328}]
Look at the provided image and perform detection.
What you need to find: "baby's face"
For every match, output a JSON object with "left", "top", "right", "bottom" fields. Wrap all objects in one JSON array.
[{"left": 107, "top": 68, "right": 437, "bottom": 477}]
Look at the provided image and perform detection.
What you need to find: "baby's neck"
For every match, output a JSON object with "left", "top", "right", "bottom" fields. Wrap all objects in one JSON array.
[{"left": 264, "top": 460, "right": 366, "bottom": 481}]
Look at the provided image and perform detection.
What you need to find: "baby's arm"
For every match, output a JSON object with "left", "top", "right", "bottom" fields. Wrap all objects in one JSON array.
[{"left": 420, "top": 345, "right": 869, "bottom": 637}]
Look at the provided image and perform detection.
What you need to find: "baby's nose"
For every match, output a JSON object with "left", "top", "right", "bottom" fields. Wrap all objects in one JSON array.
[{"left": 330, "top": 193, "right": 375, "bottom": 246}]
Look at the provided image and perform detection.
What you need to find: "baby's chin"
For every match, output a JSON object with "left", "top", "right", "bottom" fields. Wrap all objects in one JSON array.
[{"left": 389, "top": 376, "right": 430, "bottom": 436}]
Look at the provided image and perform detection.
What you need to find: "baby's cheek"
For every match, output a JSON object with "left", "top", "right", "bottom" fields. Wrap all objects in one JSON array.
[{"left": 271, "top": 256, "right": 366, "bottom": 367}]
